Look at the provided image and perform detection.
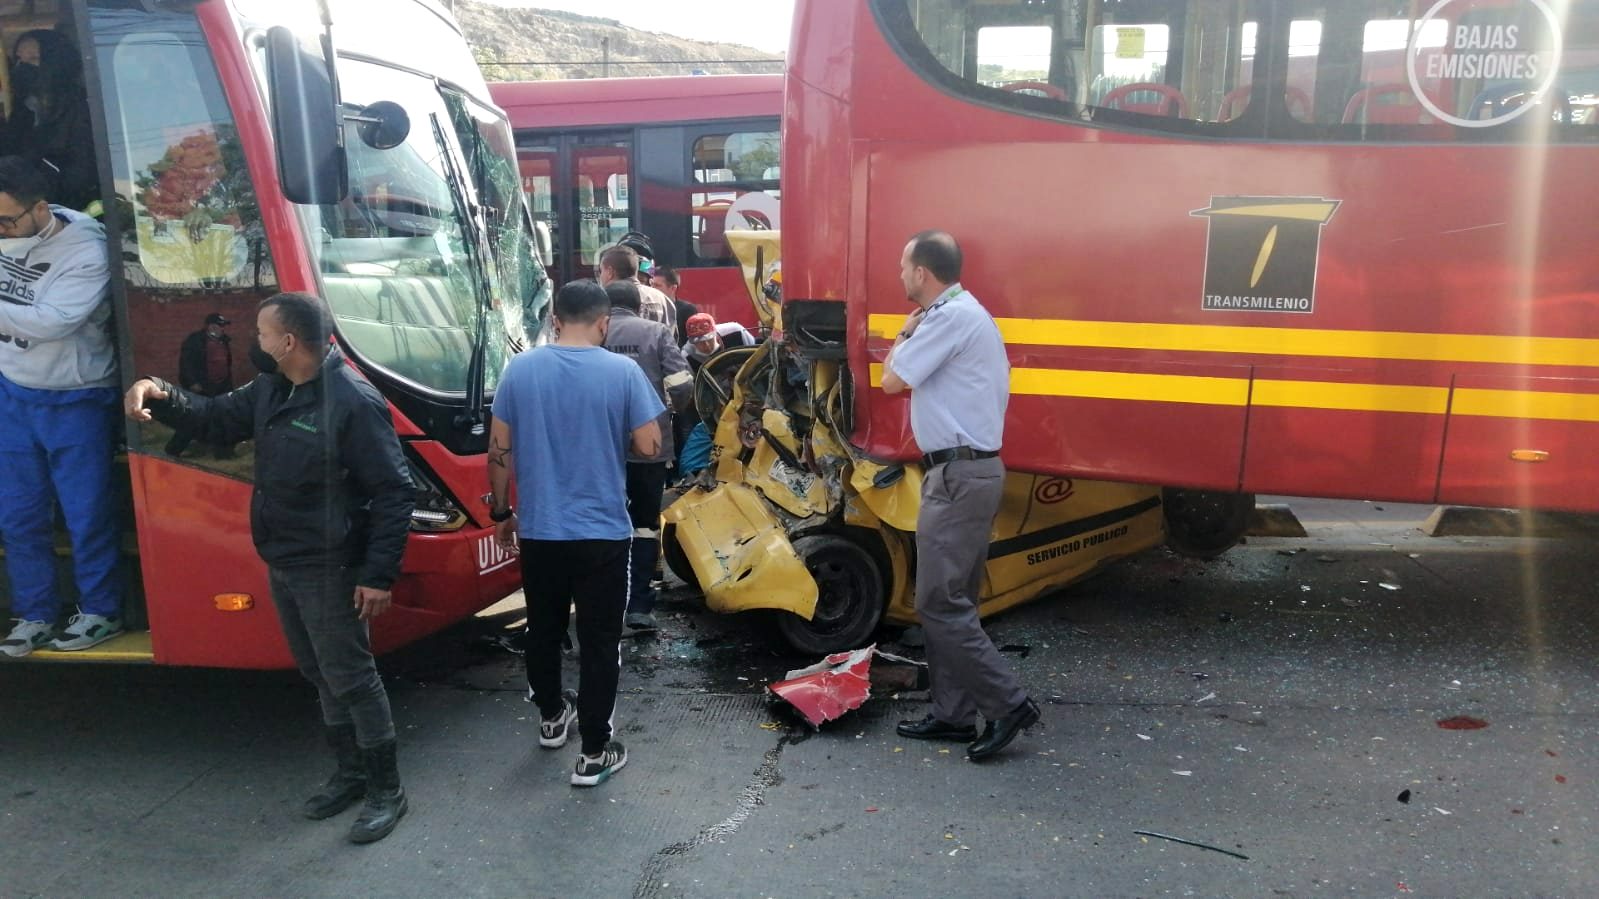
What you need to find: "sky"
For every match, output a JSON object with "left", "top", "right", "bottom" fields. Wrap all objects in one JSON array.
[{"left": 481, "top": 0, "right": 796, "bottom": 54}]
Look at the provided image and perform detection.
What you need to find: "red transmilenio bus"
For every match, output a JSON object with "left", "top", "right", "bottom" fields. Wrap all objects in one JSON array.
[
  {"left": 783, "top": 0, "right": 1599, "bottom": 547},
  {"left": 1, "top": 0, "right": 543, "bottom": 666},
  {"left": 490, "top": 75, "right": 782, "bottom": 327}
]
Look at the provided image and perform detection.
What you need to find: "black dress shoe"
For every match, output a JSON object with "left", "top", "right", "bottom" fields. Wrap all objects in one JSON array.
[
  {"left": 966, "top": 698, "right": 1041, "bottom": 761},
  {"left": 896, "top": 715, "right": 978, "bottom": 742}
]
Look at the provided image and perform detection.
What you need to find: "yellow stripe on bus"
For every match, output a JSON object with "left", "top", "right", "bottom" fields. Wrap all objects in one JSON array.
[
  {"left": 868, "top": 364, "right": 1599, "bottom": 421},
  {"left": 1251, "top": 379, "right": 1448, "bottom": 415},
  {"left": 1454, "top": 388, "right": 1599, "bottom": 422},
  {"left": 867, "top": 315, "right": 1599, "bottom": 368}
]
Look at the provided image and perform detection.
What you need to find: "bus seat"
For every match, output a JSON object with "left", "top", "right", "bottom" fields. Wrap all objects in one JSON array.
[
  {"left": 1342, "top": 84, "right": 1431, "bottom": 124},
  {"left": 1100, "top": 82, "right": 1189, "bottom": 118},
  {"left": 1217, "top": 84, "right": 1311, "bottom": 121},
  {"left": 1468, "top": 83, "right": 1572, "bottom": 123},
  {"left": 697, "top": 215, "right": 728, "bottom": 262},
  {"left": 1000, "top": 80, "right": 1068, "bottom": 101}
]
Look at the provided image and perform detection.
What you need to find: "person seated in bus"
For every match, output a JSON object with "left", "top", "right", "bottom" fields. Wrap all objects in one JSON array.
[
  {"left": 598, "top": 241, "right": 677, "bottom": 340},
  {"left": 123, "top": 293, "right": 414, "bottom": 844},
  {"left": 650, "top": 264, "right": 699, "bottom": 340},
  {"left": 165, "top": 311, "right": 239, "bottom": 459},
  {"left": 0, "top": 156, "right": 123, "bottom": 657},
  {"left": 601, "top": 279, "right": 692, "bottom": 634},
  {"left": 3, "top": 30, "right": 97, "bottom": 212},
  {"left": 681, "top": 311, "right": 756, "bottom": 368}
]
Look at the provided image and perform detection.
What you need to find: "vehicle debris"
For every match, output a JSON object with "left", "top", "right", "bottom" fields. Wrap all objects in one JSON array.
[
  {"left": 767, "top": 645, "right": 930, "bottom": 727},
  {"left": 1133, "top": 830, "right": 1249, "bottom": 860}
]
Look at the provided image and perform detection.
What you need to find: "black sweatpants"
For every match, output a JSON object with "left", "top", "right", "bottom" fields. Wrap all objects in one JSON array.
[{"left": 520, "top": 538, "right": 630, "bottom": 755}]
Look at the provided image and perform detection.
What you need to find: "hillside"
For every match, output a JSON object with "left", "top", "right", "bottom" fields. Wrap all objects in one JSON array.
[{"left": 454, "top": 1, "right": 782, "bottom": 81}]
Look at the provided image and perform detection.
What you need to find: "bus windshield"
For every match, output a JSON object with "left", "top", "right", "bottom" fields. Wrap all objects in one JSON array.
[{"left": 301, "top": 59, "right": 539, "bottom": 396}]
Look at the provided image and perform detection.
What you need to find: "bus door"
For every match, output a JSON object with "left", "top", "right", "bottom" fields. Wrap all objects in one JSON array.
[{"left": 515, "top": 130, "right": 633, "bottom": 287}]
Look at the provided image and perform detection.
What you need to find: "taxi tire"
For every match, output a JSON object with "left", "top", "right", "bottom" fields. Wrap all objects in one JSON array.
[
  {"left": 660, "top": 523, "right": 700, "bottom": 592},
  {"left": 773, "top": 534, "right": 885, "bottom": 655}
]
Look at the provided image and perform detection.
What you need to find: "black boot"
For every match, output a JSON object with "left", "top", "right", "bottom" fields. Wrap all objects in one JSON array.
[
  {"left": 348, "top": 739, "right": 408, "bottom": 844},
  {"left": 302, "top": 724, "right": 365, "bottom": 820}
]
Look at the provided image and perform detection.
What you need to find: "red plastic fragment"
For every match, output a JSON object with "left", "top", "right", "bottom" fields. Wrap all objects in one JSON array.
[
  {"left": 1556, "top": 775, "right": 1567, "bottom": 784},
  {"left": 1546, "top": 749, "right": 1559, "bottom": 757},
  {"left": 768, "top": 645, "right": 876, "bottom": 728},
  {"left": 1436, "top": 716, "right": 1489, "bottom": 730},
  {"left": 865, "top": 806, "right": 879, "bottom": 813}
]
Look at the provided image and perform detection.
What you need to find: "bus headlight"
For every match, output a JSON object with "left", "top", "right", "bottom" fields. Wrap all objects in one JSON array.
[{"left": 405, "top": 456, "right": 469, "bottom": 532}]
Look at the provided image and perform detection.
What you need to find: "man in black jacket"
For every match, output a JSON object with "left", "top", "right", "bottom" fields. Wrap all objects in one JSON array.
[{"left": 124, "top": 292, "right": 414, "bottom": 844}]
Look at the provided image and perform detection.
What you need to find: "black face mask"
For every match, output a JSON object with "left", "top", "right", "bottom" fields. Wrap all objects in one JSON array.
[{"left": 10, "top": 62, "right": 38, "bottom": 100}]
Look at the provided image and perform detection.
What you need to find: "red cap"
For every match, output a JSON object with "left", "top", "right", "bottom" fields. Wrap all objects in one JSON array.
[{"left": 685, "top": 312, "right": 717, "bottom": 340}]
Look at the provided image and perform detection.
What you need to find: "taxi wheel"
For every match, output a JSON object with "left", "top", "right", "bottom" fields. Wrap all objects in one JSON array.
[
  {"left": 660, "top": 523, "right": 700, "bottom": 592},
  {"left": 773, "top": 534, "right": 885, "bottom": 655},
  {"left": 1163, "top": 488, "right": 1253, "bottom": 559}
]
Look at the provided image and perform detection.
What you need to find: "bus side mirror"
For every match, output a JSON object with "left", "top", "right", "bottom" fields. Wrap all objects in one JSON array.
[
  {"left": 532, "top": 220, "right": 553, "bottom": 266},
  {"left": 264, "top": 26, "right": 346, "bottom": 205}
]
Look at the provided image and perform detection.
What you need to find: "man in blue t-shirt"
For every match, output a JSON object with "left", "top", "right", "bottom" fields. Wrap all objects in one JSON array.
[{"left": 488, "top": 280, "right": 663, "bottom": 787}]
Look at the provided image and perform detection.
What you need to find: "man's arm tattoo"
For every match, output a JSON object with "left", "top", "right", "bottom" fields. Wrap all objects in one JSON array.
[{"left": 488, "top": 435, "right": 512, "bottom": 469}]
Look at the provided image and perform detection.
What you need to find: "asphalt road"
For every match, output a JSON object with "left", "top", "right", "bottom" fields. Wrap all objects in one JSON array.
[{"left": 1, "top": 499, "right": 1595, "bottom": 898}]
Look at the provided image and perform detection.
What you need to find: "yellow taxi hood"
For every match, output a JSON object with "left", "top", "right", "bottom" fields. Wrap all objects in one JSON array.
[{"left": 726, "top": 229, "right": 781, "bottom": 330}]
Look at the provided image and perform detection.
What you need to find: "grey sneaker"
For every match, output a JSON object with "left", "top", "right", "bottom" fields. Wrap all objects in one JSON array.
[
  {"left": 0, "top": 620, "right": 55, "bottom": 658},
  {"left": 571, "top": 741, "right": 627, "bottom": 787},
  {"left": 49, "top": 613, "right": 123, "bottom": 651},
  {"left": 538, "top": 689, "right": 579, "bottom": 749},
  {"left": 625, "top": 612, "right": 658, "bottom": 633}
]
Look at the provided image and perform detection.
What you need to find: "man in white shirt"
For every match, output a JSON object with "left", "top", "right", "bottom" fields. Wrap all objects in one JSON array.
[{"left": 882, "top": 229, "right": 1039, "bottom": 762}]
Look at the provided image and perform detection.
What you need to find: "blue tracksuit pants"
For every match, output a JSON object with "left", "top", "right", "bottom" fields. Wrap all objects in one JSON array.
[{"left": 0, "top": 374, "right": 122, "bottom": 622}]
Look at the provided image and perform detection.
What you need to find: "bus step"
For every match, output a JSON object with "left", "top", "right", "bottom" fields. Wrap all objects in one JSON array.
[{"left": 23, "top": 630, "right": 154, "bottom": 663}]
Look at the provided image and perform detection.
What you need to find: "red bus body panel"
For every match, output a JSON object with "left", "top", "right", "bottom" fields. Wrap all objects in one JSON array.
[
  {"left": 113, "top": 3, "right": 518, "bottom": 667},
  {"left": 787, "top": 1, "right": 1599, "bottom": 511},
  {"left": 491, "top": 75, "right": 783, "bottom": 327},
  {"left": 490, "top": 75, "right": 783, "bottom": 128}
]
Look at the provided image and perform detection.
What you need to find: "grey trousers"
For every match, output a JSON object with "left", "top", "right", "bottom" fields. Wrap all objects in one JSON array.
[
  {"left": 269, "top": 565, "right": 397, "bottom": 748},
  {"left": 915, "top": 456, "right": 1027, "bottom": 726}
]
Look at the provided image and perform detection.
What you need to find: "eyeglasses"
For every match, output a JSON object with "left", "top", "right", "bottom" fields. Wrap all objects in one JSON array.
[{"left": 0, "top": 203, "right": 40, "bottom": 230}]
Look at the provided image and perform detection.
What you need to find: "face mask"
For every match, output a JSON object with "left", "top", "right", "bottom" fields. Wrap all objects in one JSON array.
[{"left": 0, "top": 233, "right": 43, "bottom": 259}]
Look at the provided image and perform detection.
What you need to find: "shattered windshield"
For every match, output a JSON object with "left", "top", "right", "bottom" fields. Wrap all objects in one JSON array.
[{"left": 444, "top": 91, "right": 551, "bottom": 362}]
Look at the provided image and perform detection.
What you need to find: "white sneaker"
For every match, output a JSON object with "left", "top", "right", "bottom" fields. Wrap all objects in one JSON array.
[
  {"left": 0, "top": 620, "right": 56, "bottom": 658},
  {"left": 49, "top": 613, "right": 123, "bottom": 651},
  {"left": 571, "top": 741, "right": 627, "bottom": 787},
  {"left": 538, "top": 689, "right": 579, "bottom": 749}
]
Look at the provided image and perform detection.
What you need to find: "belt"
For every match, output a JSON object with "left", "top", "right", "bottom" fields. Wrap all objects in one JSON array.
[{"left": 921, "top": 446, "right": 999, "bottom": 467}]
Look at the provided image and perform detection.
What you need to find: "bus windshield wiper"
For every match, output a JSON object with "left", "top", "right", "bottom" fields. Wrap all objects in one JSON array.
[{"left": 430, "top": 112, "right": 493, "bottom": 433}]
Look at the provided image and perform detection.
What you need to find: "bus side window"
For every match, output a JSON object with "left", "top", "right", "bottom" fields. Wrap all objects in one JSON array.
[{"left": 689, "top": 131, "right": 778, "bottom": 267}]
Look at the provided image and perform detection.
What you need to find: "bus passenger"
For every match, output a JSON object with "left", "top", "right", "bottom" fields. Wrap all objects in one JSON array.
[
  {"left": 0, "top": 156, "right": 123, "bottom": 657},
  {"left": 3, "top": 30, "right": 97, "bottom": 213},
  {"left": 487, "top": 279, "right": 663, "bottom": 787},
  {"left": 123, "top": 292, "right": 414, "bottom": 843},
  {"left": 881, "top": 230, "right": 1041, "bottom": 762},
  {"left": 602, "top": 279, "right": 693, "bottom": 633}
]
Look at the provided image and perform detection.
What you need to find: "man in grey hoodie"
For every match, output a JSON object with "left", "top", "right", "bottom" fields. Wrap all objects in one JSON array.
[
  {"left": 601, "top": 279, "right": 691, "bottom": 632},
  {"left": 0, "top": 156, "right": 122, "bottom": 656}
]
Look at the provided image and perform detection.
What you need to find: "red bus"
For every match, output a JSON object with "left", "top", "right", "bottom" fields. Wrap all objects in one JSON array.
[
  {"left": 2, "top": 0, "right": 541, "bottom": 666},
  {"left": 490, "top": 74, "right": 782, "bottom": 327},
  {"left": 783, "top": 0, "right": 1599, "bottom": 543}
]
